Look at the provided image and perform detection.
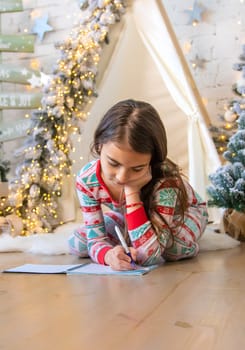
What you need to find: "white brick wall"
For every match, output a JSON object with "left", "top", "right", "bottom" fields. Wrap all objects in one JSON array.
[{"left": 164, "top": 0, "right": 245, "bottom": 122}]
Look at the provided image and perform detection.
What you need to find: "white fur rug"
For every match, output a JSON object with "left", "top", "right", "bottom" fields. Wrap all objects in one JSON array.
[{"left": 0, "top": 222, "right": 240, "bottom": 255}]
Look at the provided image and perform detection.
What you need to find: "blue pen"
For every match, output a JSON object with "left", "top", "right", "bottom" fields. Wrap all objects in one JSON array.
[{"left": 115, "top": 225, "right": 137, "bottom": 267}]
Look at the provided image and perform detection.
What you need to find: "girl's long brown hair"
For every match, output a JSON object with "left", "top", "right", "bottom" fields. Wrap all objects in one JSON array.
[{"left": 90, "top": 99, "right": 188, "bottom": 237}]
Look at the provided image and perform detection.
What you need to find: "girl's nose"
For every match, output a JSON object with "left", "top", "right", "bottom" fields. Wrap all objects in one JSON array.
[{"left": 115, "top": 168, "right": 128, "bottom": 184}]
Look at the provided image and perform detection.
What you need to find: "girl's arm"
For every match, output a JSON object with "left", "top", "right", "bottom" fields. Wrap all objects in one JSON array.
[
  {"left": 126, "top": 183, "right": 208, "bottom": 265},
  {"left": 76, "top": 182, "right": 113, "bottom": 264}
]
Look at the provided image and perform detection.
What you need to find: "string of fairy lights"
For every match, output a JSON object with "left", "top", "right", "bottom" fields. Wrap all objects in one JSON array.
[{"left": 0, "top": 0, "right": 126, "bottom": 234}]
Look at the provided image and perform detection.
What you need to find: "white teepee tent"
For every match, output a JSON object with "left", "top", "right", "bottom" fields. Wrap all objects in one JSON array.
[{"left": 72, "top": 0, "right": 221, "bottom": 221}]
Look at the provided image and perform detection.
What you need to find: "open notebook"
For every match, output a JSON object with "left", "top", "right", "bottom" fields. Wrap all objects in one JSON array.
[{"left": 2, "top": 263, "right": 160, "bottom": 276}]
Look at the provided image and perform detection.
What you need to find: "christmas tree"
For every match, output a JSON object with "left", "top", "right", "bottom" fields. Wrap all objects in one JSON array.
[
  {"left": 207, "top": 44, "right": 245, "bottom": 214},
  {"left": 7, "top": 0, "right": 126, "bottom": 234}
]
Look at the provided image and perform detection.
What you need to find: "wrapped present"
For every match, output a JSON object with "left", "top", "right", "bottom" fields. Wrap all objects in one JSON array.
[
  {"left": 0, "top": 214, "right": 23, "bottom": 236},
  {"left": 223, "top": 209, "right": 245, "bottom": 241}
]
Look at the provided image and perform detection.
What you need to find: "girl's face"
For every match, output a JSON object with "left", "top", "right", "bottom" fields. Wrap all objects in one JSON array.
[{"left": 100, "top": 141, "right": 151, "bottom": 188}]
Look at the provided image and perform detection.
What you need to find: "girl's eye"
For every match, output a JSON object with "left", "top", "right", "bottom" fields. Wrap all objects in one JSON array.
[
  {"left": 108, "top": 161, "right": 119, "bottom": 167},
  {"left": 108, "top": 160, "right": 145, "bottom": 172},
  {"left": 132, "top": 167, "right": 144, "bottom": 172}
]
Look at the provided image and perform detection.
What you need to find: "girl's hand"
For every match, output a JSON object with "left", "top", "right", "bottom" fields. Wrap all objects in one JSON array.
[
  {"left": 124, "top": 166, "right": 152, "bottom": 194},
  {"left": 104, "top": 246, "right": 137, "bottom": 271}
]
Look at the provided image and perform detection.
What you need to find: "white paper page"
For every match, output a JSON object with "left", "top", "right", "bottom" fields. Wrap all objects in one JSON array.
[
  {"left": 3, "top": 264, "right": 84, "bottom": 274},
  {"left": 67, "top": 263, "right": 159, "bottom": 276}
]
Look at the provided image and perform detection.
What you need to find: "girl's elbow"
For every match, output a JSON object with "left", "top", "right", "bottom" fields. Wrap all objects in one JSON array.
[
  {"left": 137, "top": 245, "right": 164, "bottom": 266},
  {"left": 165, "top": 241, "right": 200, "bottom": 261}
]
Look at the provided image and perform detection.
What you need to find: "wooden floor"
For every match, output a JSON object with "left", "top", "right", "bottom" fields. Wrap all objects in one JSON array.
[{"left": 1, "top": 244, "right": 245, "bottom": 350}]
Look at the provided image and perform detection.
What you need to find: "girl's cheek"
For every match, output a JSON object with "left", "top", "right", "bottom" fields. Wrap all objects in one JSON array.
[{"left": 129, "top": 173, "right": 142, "bottom": 182}]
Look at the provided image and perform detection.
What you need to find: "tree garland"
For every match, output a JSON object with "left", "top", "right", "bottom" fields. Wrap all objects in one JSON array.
[{"left": 7, "top": 0, "right": 126, "bottom": 235}]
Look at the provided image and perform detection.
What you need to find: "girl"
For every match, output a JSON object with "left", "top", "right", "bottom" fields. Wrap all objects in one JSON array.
[{"left": 68, "top": 99, "right": 208, "bottom": 270}]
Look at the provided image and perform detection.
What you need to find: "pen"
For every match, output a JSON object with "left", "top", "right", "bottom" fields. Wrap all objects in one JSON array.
[{"left": 115, "top": 225, "right": 137, "bottom": 267}]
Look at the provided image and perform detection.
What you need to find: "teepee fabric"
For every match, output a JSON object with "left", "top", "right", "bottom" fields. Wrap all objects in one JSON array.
[{"left": 133, "top": 0, "right": 221, "bottom": 199}]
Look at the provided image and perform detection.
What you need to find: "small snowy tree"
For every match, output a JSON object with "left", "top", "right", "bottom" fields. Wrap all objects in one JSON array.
[
  {"left": 207, "top": 44, "right": 245, "bottom": 213},
  {"left": 207, "top": 112, "right": 245, "bottom": 212}
]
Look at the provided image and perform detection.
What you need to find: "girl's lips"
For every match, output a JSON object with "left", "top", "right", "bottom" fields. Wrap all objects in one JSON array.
[
  {"left": 110, "top": 179, "right": 125, "bottom": 186},
  {"left": 114, "top": 181, "right": 125, "bottom": 186}
]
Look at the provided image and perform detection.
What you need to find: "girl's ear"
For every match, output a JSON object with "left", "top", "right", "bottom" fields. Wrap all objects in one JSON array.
[{"left": 97, "top": 144, "right": 102, "bottom": 154}]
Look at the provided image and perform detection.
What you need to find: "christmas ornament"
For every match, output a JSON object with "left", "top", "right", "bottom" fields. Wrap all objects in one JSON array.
[
  {"left": 190, "top": 55, "right": 207, "bottom": 69},
  {"left": 224, "top": 110, "right": 237, "bottom": 122},
  {"left": 32, "top": 14, "right": 53, "bottom": 41},
  {"left": 27, "top": 74, "right": 42, "bottom": 88},
  {"left": 185, "top": 1, "right": 205, "bottom": 25}
]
